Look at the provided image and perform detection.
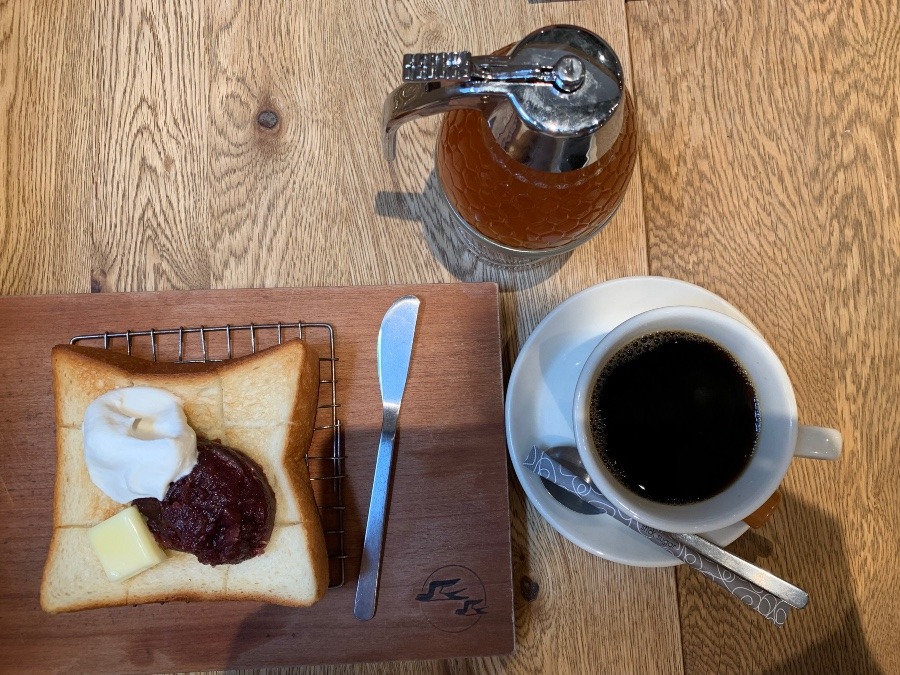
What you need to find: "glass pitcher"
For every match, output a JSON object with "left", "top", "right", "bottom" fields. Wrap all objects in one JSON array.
[{"left": 383, "top": 25, "right": 638, "bottom": 265}]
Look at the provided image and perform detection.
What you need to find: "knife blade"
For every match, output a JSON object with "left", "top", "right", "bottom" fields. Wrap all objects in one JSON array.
[{"left": 354, "top": 295, "right": 420, "bottom": 620}]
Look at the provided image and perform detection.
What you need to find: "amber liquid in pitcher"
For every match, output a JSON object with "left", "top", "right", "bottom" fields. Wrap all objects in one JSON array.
[{"left": 436, "top": 92, "right": 637, "bottom": 252}]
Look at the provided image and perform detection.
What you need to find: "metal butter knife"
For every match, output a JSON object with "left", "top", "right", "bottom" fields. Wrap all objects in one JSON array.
[{"left": 354, "top": 295, "right": 421, "bottom": 621}]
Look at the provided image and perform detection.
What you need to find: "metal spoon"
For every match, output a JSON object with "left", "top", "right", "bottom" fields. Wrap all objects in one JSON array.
[
  {"left": 542, "top": 445, "right": 778, "bottom": 526},
  {"left": 540, "top": 446, "right": 602, "bottom": 514},
  {"left": 539, "top": 445, "right": 808, "bottom": 609}
]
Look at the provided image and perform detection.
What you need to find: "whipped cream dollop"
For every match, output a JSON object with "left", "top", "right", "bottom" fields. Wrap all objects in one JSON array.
[{"left": 82, "top": 386, "right": 198, "bottom": 503}]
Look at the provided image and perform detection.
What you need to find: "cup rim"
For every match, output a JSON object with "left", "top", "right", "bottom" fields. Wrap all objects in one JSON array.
[{"left": 573, "top": 305, "right": 798, "bottom": 534}]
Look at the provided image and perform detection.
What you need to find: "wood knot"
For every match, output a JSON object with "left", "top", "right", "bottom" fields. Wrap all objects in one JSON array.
[
  {"left": 90, "top": 269, "right": 108, "bottom": 293},
  {"left": 519, "top": 575, "right": 540, "bottom": 602},
  {"left": 257, "top": 110, "right": 279, "bottom": 129}
]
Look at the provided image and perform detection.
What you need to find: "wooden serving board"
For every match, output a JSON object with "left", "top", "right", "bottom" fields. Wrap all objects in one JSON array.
[{"left": 0, "top": 283, "right": 513, "bottom": 672}]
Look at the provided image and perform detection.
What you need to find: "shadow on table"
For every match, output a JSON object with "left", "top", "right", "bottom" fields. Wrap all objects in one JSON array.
[
  {"left": 681, "top": 491, "right": 882, "bottom": 674},
  {"left": 374, "top": 171, "right": 571, "bottom": 290},
  {"left": 224, "top": 428, "right": 369, "bottom": 669}
]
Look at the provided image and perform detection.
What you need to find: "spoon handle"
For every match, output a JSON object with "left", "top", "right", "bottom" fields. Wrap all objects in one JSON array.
[
  {"left": 669, "top": 532, "right": 808, "bottom": 608},
  {"left": 525, "top": 446, "right": 800, "bottom": 626}
]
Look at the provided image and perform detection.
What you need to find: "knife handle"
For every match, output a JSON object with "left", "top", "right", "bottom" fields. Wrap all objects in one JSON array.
[{"left": 354, "top": 407, "right": 399, "bottom": 620}]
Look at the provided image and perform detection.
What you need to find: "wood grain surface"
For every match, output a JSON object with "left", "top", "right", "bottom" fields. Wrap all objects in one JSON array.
[
  {"left": 628, "top": 1, "right": 899, "bottom": 673},
  {"left": 1, "top": 0, "right": 896, "bottom": 672}
]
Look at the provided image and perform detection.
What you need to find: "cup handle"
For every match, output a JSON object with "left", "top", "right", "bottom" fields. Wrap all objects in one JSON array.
[{"left": 794, "top": 425, "right": 842, "bottom": 460}]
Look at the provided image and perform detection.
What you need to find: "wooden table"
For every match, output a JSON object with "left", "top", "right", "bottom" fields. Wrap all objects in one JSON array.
[{"left": 1, "top": 1, "right": 897, "bottom": 672}]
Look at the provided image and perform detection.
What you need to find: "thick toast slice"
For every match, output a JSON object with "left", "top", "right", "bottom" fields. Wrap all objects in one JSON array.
[{"left": 41, "top": 339, "right": 329, "bottom": 613}]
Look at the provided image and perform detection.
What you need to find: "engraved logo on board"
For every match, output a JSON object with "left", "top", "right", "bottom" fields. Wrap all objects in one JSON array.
[{"left": 416, "top": 565, "right": 487, "bottom": 633}]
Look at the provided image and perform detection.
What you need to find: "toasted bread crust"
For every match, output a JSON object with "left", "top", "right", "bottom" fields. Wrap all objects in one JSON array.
[{"left": 41, "top": 340, "right": 328, "bottom": 613}]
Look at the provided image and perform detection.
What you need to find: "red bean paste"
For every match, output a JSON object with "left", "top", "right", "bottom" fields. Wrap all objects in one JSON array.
[{"left": 134, "top": 438, "right": 276, "bottom": 566}]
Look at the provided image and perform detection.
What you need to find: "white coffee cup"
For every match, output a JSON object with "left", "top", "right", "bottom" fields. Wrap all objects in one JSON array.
[{"left": 572, "top": 306, "right": 841, "bottom": 534}]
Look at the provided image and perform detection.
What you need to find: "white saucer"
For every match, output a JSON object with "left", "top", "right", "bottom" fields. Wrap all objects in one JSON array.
[{"left": 506, "top": 276, "right": 757, "bottom": 567}]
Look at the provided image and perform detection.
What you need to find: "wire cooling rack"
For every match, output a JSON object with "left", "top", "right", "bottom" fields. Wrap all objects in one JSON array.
[{"left": 70, "top": 321, "right": 347, "bottom": 588}]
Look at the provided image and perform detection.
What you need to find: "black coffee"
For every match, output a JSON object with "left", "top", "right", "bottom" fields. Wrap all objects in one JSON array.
[{"left": 589, "top": 331, "right": 759, "bottom": 505}]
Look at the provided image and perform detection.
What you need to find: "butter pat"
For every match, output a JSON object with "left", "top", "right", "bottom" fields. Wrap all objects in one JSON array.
[{"left": 87, "top": 506, "right": 167, "bottom": 581}]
